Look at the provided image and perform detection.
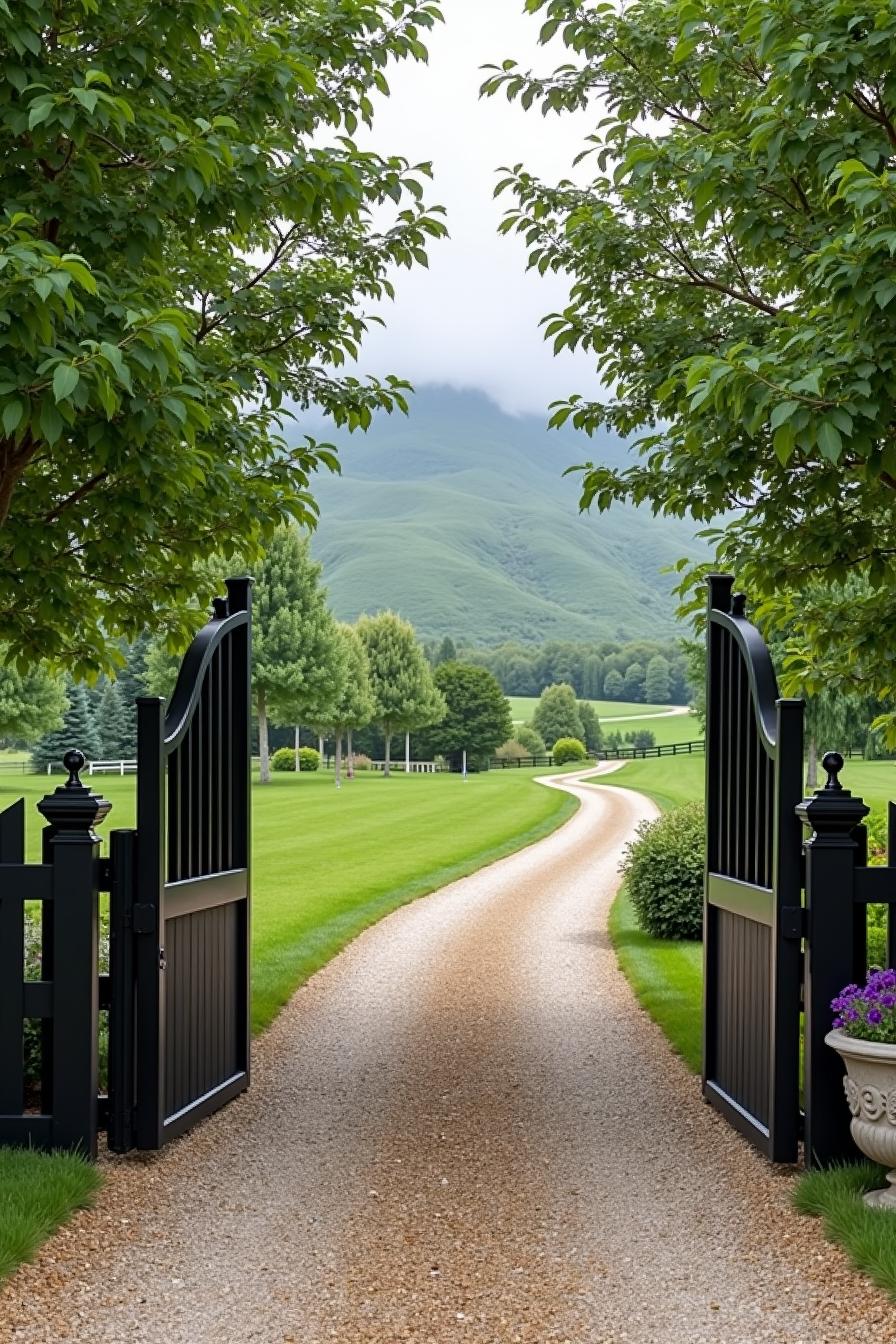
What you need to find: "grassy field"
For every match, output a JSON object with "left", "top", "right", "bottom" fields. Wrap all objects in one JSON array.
[
  {"left": 0, "top": 763, "right": 580, "bottom": 1285},
  {"left": 508, "top": 695, "right": 685, "bottom": 722}
]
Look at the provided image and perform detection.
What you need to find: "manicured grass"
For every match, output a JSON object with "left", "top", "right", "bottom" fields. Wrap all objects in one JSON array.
[
  {"left": 0, "top": 1149, "right": 101, "bottom": 1283},
  {"left": 1, "top": 767, "right": 578, "bottom": 1033},
  {"left": 605, "top": 711, "right": 701, "bottom": 746},
  {"left": 794, "top": 1162, "right": 896, "bottom": 1300},
  {"left": 608, "top": 885, "right": 703, "bottom": 1072},
  {"left": 507, "top": 695, "right": 686, "bottom": 722},
  {"left": 601, "top": 754, "right": 706, "bottom": 811}
]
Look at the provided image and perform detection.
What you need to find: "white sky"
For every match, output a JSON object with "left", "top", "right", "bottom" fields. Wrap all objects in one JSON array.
[{"left": 356, "top": 0, "right": 598, "bottom": 416}]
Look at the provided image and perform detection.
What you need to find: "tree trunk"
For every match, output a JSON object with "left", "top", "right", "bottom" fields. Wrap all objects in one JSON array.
[
  {"left": 295, "top": 724, "right": 300, "bottom": 772},
  {"left": 347, "top": 727, "right": 354, "bottom": 779},
  {"left": 806, "top": 736, "right": 818, "bottom": 792},
  {"left": 258, "top": 690, "right": 270, "bottom": 784},
  {"left": 335, "top": 735, "right": 342, "bottom": 787},
  {"left": 405, "top": 730, "right": 410, "bottom": 774},
  {"left": 318, "top": 734, "right": 324, "bottom": 762},
  {"left": 384, "top": 731, "right": 391, "bottom": 778}
]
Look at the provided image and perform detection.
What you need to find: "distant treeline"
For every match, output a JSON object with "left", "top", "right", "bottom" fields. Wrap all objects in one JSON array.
[{"left": 424, "top": 637, "right": 692, "bottom": 705}]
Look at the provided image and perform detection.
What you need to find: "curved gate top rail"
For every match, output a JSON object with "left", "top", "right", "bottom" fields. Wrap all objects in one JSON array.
[
  {"left": 127, "top": 576, "right": 253, "bottom": 1152},
  {"left": 703, "top": 574, "right": 804, "bottom": 1162}
]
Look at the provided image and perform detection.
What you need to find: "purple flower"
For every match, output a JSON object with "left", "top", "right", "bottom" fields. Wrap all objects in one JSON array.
[
  {"left": 869, "top": 1009, "right": 883, "bottom": 1025},
  {"left": 883, "top": 971, "right": 896, "bottom": 989},
  {"left": 864, "top": 986, "right": 880, "bottom": 1000},
  {"left": 845, "top": 1009, "right": 860, "bottom": 1022},
  {"left": 833, "top": 1017, "right": 844, "bottom": 1029},
  {"left": 881, "top": 994, "right": 896, "bottom": 1008},
  {"left": 841, "top": 985, "right": 859, "bottom": 1000}
]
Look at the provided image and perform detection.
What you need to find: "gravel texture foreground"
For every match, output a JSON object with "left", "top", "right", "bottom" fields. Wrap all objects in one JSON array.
[{"left": 2, "top": 767, "right": 895, "bottom": 1343}]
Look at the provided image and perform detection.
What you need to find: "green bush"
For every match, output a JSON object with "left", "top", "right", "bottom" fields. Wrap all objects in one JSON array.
[
  {"left": 516, "top": 722, "right": 546, "bottom": 756},
  {"left": 271, "top": 746, "right": 320, "bottom": 772},
  {"left": 495, "top": 738, "right": 530, "bottom": 760},
  {"left": 349, "top": 752, "right": 372, "bottom": 771},
  {"left": 622, "top": 803, "right": 705, "bottom": 940},
  {"left": 552, "top": 737, "right": 587, "bottom": 764}
]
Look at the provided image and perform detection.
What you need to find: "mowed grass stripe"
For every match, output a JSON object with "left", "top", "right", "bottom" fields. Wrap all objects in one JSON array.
[{"left": 0, "top": 766, "right": 577, "bottom": 1035}]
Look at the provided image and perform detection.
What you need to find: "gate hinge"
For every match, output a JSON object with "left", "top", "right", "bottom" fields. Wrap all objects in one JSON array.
[
  {"left": 781, "top": 906, "right": 807, "bottom": 940},
  {"left": 132, "top": 903, "right": 157, "bottom": 934}
]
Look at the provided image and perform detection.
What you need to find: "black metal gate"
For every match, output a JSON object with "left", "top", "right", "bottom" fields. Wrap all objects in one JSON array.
[
  {"left": 121, "top": 577, "right": 253, "bottom": 1151},
  {"left": 703, "top": 575, "right": 805, "bottom": 1161}
]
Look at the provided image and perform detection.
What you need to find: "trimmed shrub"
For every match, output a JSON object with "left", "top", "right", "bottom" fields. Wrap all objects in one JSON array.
[
  {"left": 622, "top": 803, "right": 704, "bottom": 940},
  {"left": 271, "top": 745, "right": 321, "bottom": 772},
  {"left": 552, "top": 736, "right": 587, "bottom": 764}
]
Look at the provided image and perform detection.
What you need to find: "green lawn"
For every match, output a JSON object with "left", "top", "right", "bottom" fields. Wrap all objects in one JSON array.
[
  {"left": 2, "top": 765, "right": 578, "bottom": 1034},
  {"left": 0, "top": 764, "right": 578, "bottom": 1284},
  {"left": 605, "top": 710, "right": 701, "bottom": 746},
  {"left": 508, "top": 695, "right": 687, "bottom": 722}
]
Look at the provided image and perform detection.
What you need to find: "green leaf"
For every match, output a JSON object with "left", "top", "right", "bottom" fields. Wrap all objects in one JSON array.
[
  {"left": 1, "top": 399, "right": 24, "bottom": 437},
  {"left": 39, "top": 399, "right": 63, "bottom": 445},
  {"left": 817, "top": 420, "right": 842, "bottom": 462},
  {"left": 770, "top": 399, "right": 801, "bottom": 430},
  {"left": 52, "top": 364, "right": 80, "bottom": 403}
]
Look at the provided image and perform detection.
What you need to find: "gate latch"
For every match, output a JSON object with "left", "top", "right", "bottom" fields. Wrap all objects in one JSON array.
[
  {"left": 159, "top": 947, "right": 167, "bottom": 972},
  {"left": 781, "top": 906, "right": 806, "bottom": 940}
]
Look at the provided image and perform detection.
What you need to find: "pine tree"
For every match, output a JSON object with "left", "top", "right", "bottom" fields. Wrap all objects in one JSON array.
[
  {"left": 116, "top": 631, "right": 151, "bottom": 755},
  {"left": 254, "top": 527, "right": 339, "bottom": 783},
  {"left": 96, "top": 682, "right": 131, "bottom": 759},
  {"left": 357, "top": 612, "right": 445, "bottom": 777},
  {"left": 435, "top": 636, "right": 457, "bottom": 666},
  {"left": 578, "top": 701, "right": 603, "bottom": 753},
  {"left": 644, "top": 655, "right": 671, "bottom": 705},
  {"left": 31, "top": 683, "right": 101, "bottom": 771}
]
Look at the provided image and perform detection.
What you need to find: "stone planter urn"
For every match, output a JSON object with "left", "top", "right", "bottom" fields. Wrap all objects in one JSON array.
[{"left": 827, "top": 1029, "right": 896, "bottom": 1209}]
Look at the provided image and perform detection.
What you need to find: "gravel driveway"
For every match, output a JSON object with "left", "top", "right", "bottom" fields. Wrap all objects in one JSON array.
[{"left": 2, "top": 767, "right": 894, "bottom": 1342}]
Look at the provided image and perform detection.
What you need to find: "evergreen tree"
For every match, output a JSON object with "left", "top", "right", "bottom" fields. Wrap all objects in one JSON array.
[
  {"left": 31, "top": 683, "right": 101, "bottom": 771},
  {"left": 603, "top": 668, "right": 624, "bottom": 701},
  {"left": 357, "top": 611, "right": 445, "bottom": 776},
  {"left": 0, "top": 654, "right": 66, "bottom": 744},
  {"left": 417, "top": 663, "right": 512, "bottom": 771},
  {"left": 96, "top": 682, "right": 131, "bottom": 759},
  {"left": 623, "top": 662, "right": 645, "bottom": 702},
  {"left": 578, "top": 701, "right": 603, "bottom": 754},
  {"left": 532, "top": 683, "right": 584, "bottom": 750},
  {"left": 435, "top": 636, "right": 457, "bottom": 666},
  {"left": 644, "top": 655, "right": 671, "bottom": 705},
  {"left": 254, "top": 528, "right": 339, "bottom": 784},
  {"left": 115, "top": 632, "right": 151, "bottom": 755}
]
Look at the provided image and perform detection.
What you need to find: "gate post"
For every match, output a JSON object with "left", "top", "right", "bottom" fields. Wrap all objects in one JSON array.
[
  {"left": 797, "top": 752, "right": 869, "bottom": 1168},
  {"left": 37, "top": 750, "right": 111, "bottom": 1157}
]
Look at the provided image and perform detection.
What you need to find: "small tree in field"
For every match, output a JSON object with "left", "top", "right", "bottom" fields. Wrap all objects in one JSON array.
[
  {"left": 577, "top": 700, "right": 603, "bottom": 754},
  {"left": 516, "top": 722, "right": 546, "bottom": 756},
  {"left": 417, "top": 662, "right": 512, "bottom": 771},
  {"left": 323, "top": 623, "right": 373, "bottom": 785},
  {"left": 357, "top": 611, "right": 444, "bottom": 776},
  {"left": 533, "top": 683, "right": 584, "bottom": 750},
  {"left": 254, "top": 528, "right": 338, "bottom": 784}
]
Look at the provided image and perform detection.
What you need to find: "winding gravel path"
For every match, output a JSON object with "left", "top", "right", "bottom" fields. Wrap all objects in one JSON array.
[{"left": 3, "top": 767, "right": 894, "bottom": 1343}]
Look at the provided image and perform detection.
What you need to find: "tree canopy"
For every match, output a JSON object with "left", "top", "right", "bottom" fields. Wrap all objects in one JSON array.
[
  {"left": 0, "top": 653, "right": 65, "bottom": 742},
  {"left": 418, "top": 662, "right": 512, "bottom": 769},
  {"left": 532, "top": 682, "right": 584, "bottom": 749},
  {"left": 0, "top": 0, "right": 445, "bottom": 674},
  {"left": 484, "top": 0, "right": 896, "bottom": 706},
  {"left": 357, "top": 610, "right": 444, "bottom": 774}
]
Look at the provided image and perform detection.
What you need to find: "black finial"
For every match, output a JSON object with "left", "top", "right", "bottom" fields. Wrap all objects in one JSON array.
[
  {"left": 823, "top": 751, "right": 844, "bottom": 792},
  {"left": 63, "top": 748, "right": 86, "bottom": 788},
  {"left": 732, "top": 592, "right": 747, "bottom": 618},
  {"left": 212, "top": 596, "right": 228, "bottom": 621}
]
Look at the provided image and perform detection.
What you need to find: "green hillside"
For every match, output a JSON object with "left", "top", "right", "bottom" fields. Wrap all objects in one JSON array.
[{"left": 303, "top": 388, "right": 708, "bottom": 645}]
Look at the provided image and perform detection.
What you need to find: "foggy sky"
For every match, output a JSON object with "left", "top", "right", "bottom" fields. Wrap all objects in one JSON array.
[{"left": 355, "top": 0, "right": 598, "bottom": 417}]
